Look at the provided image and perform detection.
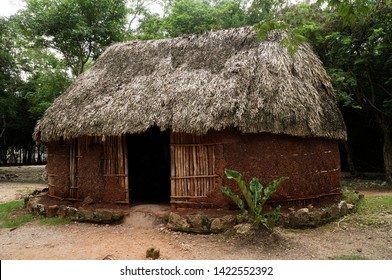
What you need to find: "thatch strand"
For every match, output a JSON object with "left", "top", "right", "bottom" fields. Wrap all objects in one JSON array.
[{"left": 33, "top": 27, "right": 347, "bottom": 142}]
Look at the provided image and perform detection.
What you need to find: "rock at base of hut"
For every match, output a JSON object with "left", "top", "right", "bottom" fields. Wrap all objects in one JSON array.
[
  {"left": 234, "top": 223, "right": 253, "bottom": 234},
  {"left": 46, "top": 205, "right": 59, "bottom": 218},
  {"left": 167, "top": 212, "right": 190, "bottom": 232}
]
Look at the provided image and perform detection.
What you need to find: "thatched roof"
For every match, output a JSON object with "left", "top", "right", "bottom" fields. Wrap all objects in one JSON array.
[{"left": 33, "top": 27, "right": 347, "bottom": 142}]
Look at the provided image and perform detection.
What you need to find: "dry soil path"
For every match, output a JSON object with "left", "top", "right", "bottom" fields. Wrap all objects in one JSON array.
[{"left": 1, "top": 166, "right": 392, "bottom": 260}]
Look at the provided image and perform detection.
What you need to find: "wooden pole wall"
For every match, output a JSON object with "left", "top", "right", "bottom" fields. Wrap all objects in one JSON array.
[
  {"left": 102, "top": 135, "right": 128, "bottom": 204},
  {"left": 170, "top": 132, "right": 218, "bottom": 206}
]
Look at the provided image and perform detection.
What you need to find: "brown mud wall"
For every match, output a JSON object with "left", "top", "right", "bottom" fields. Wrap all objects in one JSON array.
[
  {"left": 47, "top": 141, "right": 69, "bottom": 198},
  {"left": 198, "top": 129, "right": 341, "bottom": 208},
  {"left": 76, "top": 142, "right": 105, "bottom": 202},
  {"left": 46, "top": 138, "right": 126, "bottom": 203},
  {"left": 46, "top": 130, "right": 341, "bottom": 207}
]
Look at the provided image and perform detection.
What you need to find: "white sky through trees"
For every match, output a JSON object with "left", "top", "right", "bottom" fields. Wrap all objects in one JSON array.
[{"left": 0, "top": 0, "right": 26, "bottom": 17}]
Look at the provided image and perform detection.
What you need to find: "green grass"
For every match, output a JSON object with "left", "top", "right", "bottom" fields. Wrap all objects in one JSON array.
[
  {"left": 0, "top": 200, "right": 71, "bottom": 228},
  {"left": 328, "top": 254, "right": 369, "bottom": 260},
  {"left": 0, "top": 200, "right": 24, "bottom": 219},
  {"left": 339, "top": 195, "right": 392, "bottom": 227},
  {"left": 341, "top": 189, "right": 360, "bottom": 204},
  {"left": 356, "top": 196, "right": 392, "bottom": 214},
  {"left": 0, "top": 213, "right": 35, "bottom": 228},
  {"left": 0, "top": 200, "right": 35, "bottom": 228}
]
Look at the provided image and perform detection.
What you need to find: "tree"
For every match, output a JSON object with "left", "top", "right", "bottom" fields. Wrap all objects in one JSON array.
[
  {"left": 126, "top": 0, "right": 164, "bottom": 33},
  {"left": 246, "top": 0, "right": 284, "bottom": 25},
  {"left": 1, "top": 15, "right": 72, "bottom": 164},
  {"left": 23, "top": 51, "right": 72, "bottom": 118},
  {"left": 1, "top": 17, "right": 20, "bottom": 159},
  {"left": 276, "top": 1, "right": 392, "bottom": 181},
  {"left": 164, "top": 0, "right": 249, "bottom": 37},
  {"left": 129, "top": 0, "right": 284, "bottom": 39},
  {"left": 131, "top": 10, "right": 167, "bottom": 39},
  {"left": 20, "top": 0, "right": 128, "bottom": 76},
  {"left": 323, "top": 1, "right": 392, "bottom": 182}
]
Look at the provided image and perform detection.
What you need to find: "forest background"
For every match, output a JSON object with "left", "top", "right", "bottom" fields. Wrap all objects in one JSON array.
[{"left": 0, "top": 0, "right": 391, "bottom": 182}]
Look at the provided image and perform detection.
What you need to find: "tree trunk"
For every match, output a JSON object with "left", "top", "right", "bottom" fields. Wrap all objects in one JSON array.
[
  {"left": 379, "top": 116, "right": 392, "bottom": 182},
  {"left": 343, "top": 141, "right": 356, "bottom": 175},
  {"left": 0, "top": 115, "right": 6, "bottom": 139}
]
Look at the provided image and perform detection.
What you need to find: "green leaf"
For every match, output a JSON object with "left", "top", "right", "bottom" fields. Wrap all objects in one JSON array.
[
  {"left": 222, "top": 186, "right": 245, "bottom": 212},
  {"left": 261, "top": 176, "right": 288, "bottom": 205},
  {"left": 224, "top": 168, "right": 242, "bottom": 182},
  {"left": 249, "top": 177, "right": 262, "bottom": 215}
]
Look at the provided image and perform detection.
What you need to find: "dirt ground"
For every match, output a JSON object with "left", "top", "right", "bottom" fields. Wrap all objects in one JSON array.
[{"left": 1, "top": 165, "right": 392, "bottom": 260}]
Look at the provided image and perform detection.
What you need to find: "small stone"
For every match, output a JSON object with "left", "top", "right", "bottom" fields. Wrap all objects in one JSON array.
[
  {"left": 309, "top": 210, "right": 322, "bottom": 224},
  {"left": 36, "top": 204, "right": 46, "bottom": 215},
  {"left": 234, "top": 223, "right": 252, "bottom": 234},
  {"left": 186, "top": 214, "right": 210, "bottom": 233},
  {"left": 221, "top": 215, "right": 237, "bottom": 225},
  {"left": 77, "top": 209, "right": 94, "bottom": 221},
  {"left": 338, "top": 201, "right": 349, "bottom": 215},
  {"left": 58, "top": 205, "right": 68, "bottom": 218},
  {"left": 46, "top": 205, "right": 59, "bottom": 218},
  {"left": 307, "top": 204, "right": 314, "bottom": 210},
  {"left": 289, "top": 211, "right": 301, "bottom": 225},
  {"left": 288, "top": 207, "right": 295, "bottom": 212},
  {"left": 93, "top": 210, "right": 113, "bottom": 223},
  {"left": 167, "top": 212, "right": 190, "bottom": 232},
  {"left": 327, "top": 204, "right": 340, "bottom": 218},
  {"left": 297, "top": 208, "right": 309, "bottom": 214},
  {"left": 347, "top": 203, "right": 355, "bottom": 210},
  {"left": 146, "top": 247, "right": 160, "bottom": 260},
  {"left": 290, "top": 208, "right": 310, "bottom": 224},
  {"left": 26, "top": 198, "right": 38, "bottom": 213},
  {"left": 210, "top": 218, "right": 224, "bottom": 233},
  {"left": 67, "top": 207, "right": 79, "bottom": 220},
  {"left": 278, "top": 213, "right": 290, "bottom": 225},
  {"left": 356, "top": 248, "right": 363, "bottom": 253}
]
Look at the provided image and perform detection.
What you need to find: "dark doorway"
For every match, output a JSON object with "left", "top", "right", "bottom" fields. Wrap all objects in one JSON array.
[{"left": 127, "top": 127, "right": 171, "bottom": 204}]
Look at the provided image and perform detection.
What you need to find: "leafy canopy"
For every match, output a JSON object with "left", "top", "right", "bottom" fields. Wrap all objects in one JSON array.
[{"left": 21, "top": 0, "right": 128, "bottom": 76}]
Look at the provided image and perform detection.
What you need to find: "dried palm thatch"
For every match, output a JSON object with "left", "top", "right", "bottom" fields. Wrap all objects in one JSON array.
[{"left": 33, "top": 27, "right": 347, "bottom": 142}]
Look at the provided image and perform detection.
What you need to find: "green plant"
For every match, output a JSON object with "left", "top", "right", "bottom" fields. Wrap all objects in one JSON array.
[
  {"left": 222, "top": 169, "right": 288, "bottom": 230},
  {"left": 0, "top": 200, "right": 35, "bottom": 228}
]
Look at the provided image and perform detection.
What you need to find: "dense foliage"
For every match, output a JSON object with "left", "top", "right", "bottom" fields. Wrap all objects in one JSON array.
[
  {"left": 21, "top": 0, "right": 128, "bottom": 76},
  {"left": 0, "top": 0, "right": 391, "bottom": 180}
]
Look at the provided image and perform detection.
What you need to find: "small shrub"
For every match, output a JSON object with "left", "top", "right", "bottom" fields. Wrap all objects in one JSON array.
[{"left": 222, "top": 169, "right": 287, "bottom": 231}]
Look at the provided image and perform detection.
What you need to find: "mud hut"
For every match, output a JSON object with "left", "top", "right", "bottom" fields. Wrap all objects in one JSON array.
[{"left": 33, "top": 27, "right": 347, "bottom": 208}]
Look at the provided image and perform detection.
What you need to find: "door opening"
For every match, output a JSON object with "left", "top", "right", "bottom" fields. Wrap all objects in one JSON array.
[{"left": 127, "top": 127, "right": 170, "bottom": 204}]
